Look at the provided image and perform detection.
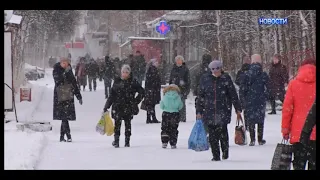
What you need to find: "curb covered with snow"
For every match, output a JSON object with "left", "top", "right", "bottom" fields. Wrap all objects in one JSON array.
[{"left": 5, "top": 123, "right": 47, "bottom": 170}]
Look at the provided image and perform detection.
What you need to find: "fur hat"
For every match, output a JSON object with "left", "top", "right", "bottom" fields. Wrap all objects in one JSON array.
[
  {"left": 121, "top": 64, "right": 131, "bottom": 73},
  {"left": 163, "top": 84, "right": 180, "bottom": 95},
  {"left": 175, "top": 55, "right": 185, "bottom": 62}
]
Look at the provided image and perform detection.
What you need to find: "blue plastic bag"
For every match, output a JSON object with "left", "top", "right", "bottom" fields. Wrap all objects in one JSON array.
[{"left": 188, "top": 119, "right": 209, "bottom": 151}]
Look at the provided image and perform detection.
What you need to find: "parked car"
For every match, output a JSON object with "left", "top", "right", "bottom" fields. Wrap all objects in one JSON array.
[{"left": 25, "top": 63, "right": 45, "bottom": 81}]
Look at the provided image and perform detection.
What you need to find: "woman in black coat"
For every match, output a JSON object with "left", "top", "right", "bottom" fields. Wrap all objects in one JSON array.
[
  {"left": 169, "top": 55, "right": 191, "bottom": 122},
  {"left": 142, "top": 59, "right": 161, "bottom": 124},
  {"left": 103, "top": 64, "right": 145, "bottom": 148},
  {"left": 53, "top": 58, "right": 83, "bottom": 142}
]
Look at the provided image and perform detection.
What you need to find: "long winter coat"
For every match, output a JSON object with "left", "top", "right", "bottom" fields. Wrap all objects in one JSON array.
[
  {"left": 86, "top": 61, "right": 100, "bottom": 78},
  {"left": 300, "top": 99, "right": 316, "bottom": 145},
  {"left": 75, "top": 63, "right": 87, "bottom": 86},
  {"left": 191, "top": 54, "right": 212, "bottom": 96},
  {"left": 53, "top": 63, "right": 82, "bottom": 121},
  {"left": 269, "top": 62, "right": 288, "bottom": 98},
  {"left": 142, "top": 64, "right": 161, "bottom": 109},
  {"left": 103, "top": 57, "right": 116, "bottom": 79},
  {"left": 103, "top": 76, "right": 145, "bottom": 119},
  {"left": 281, "top": 64, "right": 316, "bottom": 144},
  {"left": 239, "top": 63, "right": 269, "bottom": 125},
  {"left": 169, "top": 63, "right": 191, "bottom": 99},
  {"left": 235, "top": 64, "right": 250, "bottom": 86},
  {"left": 196, "top": 72, "right": 242, "bottom": 126},
  {"left": 131, "top": 55, "right": 146, "bottom": 78}
]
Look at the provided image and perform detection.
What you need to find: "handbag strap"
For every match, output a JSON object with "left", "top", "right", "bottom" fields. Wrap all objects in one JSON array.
[
  {"left": 236, "top": 114, "right": 244, "bottom": 126},
  {"left": 281, "top": 139, "right": 289, "bottom": 144}
]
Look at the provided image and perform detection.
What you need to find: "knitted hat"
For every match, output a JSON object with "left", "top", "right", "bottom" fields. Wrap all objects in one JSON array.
[
  {"left": 208, "top": 60, "right": 223, "bottom": 71},
  {"left": 121, "top": 64, "right": 131, "bottom": 73}
]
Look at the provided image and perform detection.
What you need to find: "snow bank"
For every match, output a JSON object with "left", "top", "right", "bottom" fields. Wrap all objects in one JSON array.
[
  {"left": 5, "top": 122, "right": 47, "bottom": 170},
  {"left": 5, "top": 81, "right": 47, "bottom": 123}
]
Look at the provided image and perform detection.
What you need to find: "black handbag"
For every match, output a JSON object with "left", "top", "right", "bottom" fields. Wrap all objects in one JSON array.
[
  {"left": 57, "top": 83, "right": 74, "bottom": 102},
  {"left": 271, "top": 139, "right": 293, "bottom": 170}
]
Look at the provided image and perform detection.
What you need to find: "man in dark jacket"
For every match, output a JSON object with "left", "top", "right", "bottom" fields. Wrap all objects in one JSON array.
[
  {"left": 53, "top": 57, "right": 83, "bottom": 142},
  {"left": 169, "top": 55, "right": 191, "bottom": 122},
  {"left": 141, "top": 59, "right": 161, "bottom": 124},
  {"left": 132, "top": 51, "right": 146, "bottom": 85},
  {"left": 239, "top": 54, "right": 269, "bottom": 146},
  {"left": 86, "top": 58, "right": 100, "bottom": 91},
  {"left": 235, "top": 56, "right": 251, "bottom": 130},
  {"left": 192, "top": 54, "right": 212, "bottom": 97},
  {"left": 235, "top": 56, "right": 251, "bottom": 86},
  {"left": 103, "top": 64, "right": 145, "bottom": 148},
  {"left": 268, "top": 54, "right": 289, "bottom": 114},
  {"left": 103, "top": 55, "right": 116, "bottom": 99},
  {"left": 196, "top": 60, "right": 242, "bottom": 161}
]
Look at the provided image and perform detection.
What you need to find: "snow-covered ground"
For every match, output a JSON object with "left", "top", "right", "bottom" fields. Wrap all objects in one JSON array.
[
  {"left": 4, "top": 70, "right": 53, "bottom": 170},
  {"left": 5, "top": 68, "right": 284, "bottom": 170}
]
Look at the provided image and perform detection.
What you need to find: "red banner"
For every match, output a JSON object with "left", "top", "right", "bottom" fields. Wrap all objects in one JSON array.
[{"left": 64, "top": 42, "right": 84, "bottom": 49}]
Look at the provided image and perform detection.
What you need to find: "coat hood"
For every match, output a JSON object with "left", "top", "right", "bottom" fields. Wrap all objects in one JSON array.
[
  {"left": 162, "top": 90, "right": 181, "bottom": 109},
  {"left": 202, "top": 54, "right": 212, "bottom": 67},
  {"left": 296, "top": 64, "right": 316, "bottom": 83}
]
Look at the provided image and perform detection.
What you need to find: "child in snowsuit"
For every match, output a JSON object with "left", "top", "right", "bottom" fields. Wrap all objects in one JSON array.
[{"left": 160, "top": 84, "right": 183, "bottom": 149}]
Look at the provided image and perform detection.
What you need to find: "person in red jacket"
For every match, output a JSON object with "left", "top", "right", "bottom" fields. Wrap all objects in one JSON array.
[{"left": 281, "top": 58, "right": 316, "bottom": 170}]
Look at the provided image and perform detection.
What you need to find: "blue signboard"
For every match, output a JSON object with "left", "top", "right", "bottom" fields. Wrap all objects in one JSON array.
[{"left": 156, "top": 21, "right": 170, "bottom": 35}]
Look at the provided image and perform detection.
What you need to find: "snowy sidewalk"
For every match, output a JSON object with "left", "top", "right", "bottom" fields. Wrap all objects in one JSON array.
[
  {"left": 36, "top": 78, "right": 283, "bottom": 170},
  {"left": 4, "top": 69, "right": 53, "bottom": 170}
]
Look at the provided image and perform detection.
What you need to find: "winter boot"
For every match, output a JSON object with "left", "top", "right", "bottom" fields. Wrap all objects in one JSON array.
[
  {"left": 66, "top": 133, "right": 72, "bottom": 142},
  {"left": 112, "top": 136, "right": 120, "bottom": 148},
  {"left": 249, "top": 141, "right": 255, "bottom": 146},
  {"left": 152, "top": 119, "right": 161, "bottom": 123},
  {"left": 268, "top": 111, "right": 276, "bottom": 115},
  {"left": 124, "top": 137, "right": 130, "bottom": 147},
  {"left": 222, "top": 151, "right": 229, "bottom": 160},
  {"left": 162, "top": 143, "right": 168, "bottom": 149},
  {"left": 60, "top": 135, "right": 66, "bottom": 142},
  {"left": 146, "top": 117, "right": 152, "bottom": 124},
  {"left": 211, "top": 157, "right": 221, "bottom": 161},
  {"left": 258, "top": 139, "right": 266, "bottom": 145},
  {"left": 171, "top": 145, "right": 177, "bottom": 149}
]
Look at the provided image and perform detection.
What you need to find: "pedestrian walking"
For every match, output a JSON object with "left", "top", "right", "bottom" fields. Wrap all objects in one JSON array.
[
  {"left": 132, "top": 51, "right": 146, "bottom": 85},
  {"left": 196, "top": 60, "right": 242, "bottom": 161},
  {"left": 103, "top": 55, "right": 116, "bottom": 99},
  {"left": 268, "top": 54, "right": 289, "bottom": 114},
  {"left": 281, "top": 59, "right": 316, "bottom": 170},
  {"left": 86, "top": 58, "right": 99, "bottom": 91},
  {"left": 142, "top": 59, "right": 161, "bottom": 124},
  {"left": 53, "top": 57, "right": 83, "bottom": 142},
  {"left": 103, "top": 64, "right": 145, "bottom": 148},
  {"left": 239, "top": 54, "right": 269, "bottom": 146},
  {"left": 235, "top": 55, "right": 251, "bottom": 130},
  {"left": 169, "top": 55, "right": 191, "bottom": 122},
  {"left": 75, "top": 57, "right": 87, "bottom": 91},
  {"left": 160, "top": 84, "right": 183, "bottom": 149}
]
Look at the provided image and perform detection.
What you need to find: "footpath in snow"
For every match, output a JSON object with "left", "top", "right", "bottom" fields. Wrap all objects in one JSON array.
[
  {"left": 5, "top": 68, "right": 284, "bottom": 170},
  {"left": 34, "top": 71, "right": 282, "bottom": 170},
  {"left": 4, "top": 70, "right": 53, "bottom": 170}
]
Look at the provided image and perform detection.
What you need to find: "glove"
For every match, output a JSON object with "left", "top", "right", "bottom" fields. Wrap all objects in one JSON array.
[
  {"left": 102, "top": 110, "right": 109, "bottom": 116},
  {"left": 79, "top": 99, "right": 83, "bottom": 105},
  {"left": 281, "top": 128, "right": 290, "bottom": 140},
  {"left": 283, "top": 133, "right": 289, "bottom": 140}
]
